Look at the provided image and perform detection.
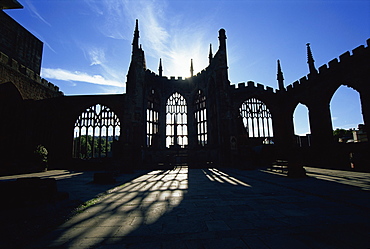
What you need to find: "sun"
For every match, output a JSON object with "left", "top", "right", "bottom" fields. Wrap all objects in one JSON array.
[{"left": 161, "top": 48, "right": 209, "bottom": 78}]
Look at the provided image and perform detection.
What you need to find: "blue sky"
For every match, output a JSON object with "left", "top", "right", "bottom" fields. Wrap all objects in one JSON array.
[{"left": 4, "top": 0, "right": 370, "bottom": 135}]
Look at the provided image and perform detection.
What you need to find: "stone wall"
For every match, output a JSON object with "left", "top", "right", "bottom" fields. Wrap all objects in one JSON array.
[
  {"left": 0, "top": 10, "right": 43, "bottom": 74},
  {"left": 0, "top": 51, "right": 63, "bottom": 100}
]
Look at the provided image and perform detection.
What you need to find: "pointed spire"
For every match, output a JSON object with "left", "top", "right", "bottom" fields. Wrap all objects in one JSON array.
[
  {"left": 277, "top": 59, "right": 285, "bottom": 90},
  {"left": 190, "top": 59, "right": 194, "bottom": 77},
  {"left": 209, "top": 44, "right": 213, "bottom": 64},
  {"left": 158, "top": 58, "right": 163, "bottom": 77},
  {"left": 132, "top": 19, "right": 140, "bottom": 52},
  {"left": 306, "top": 43, "right": 317, "bottom": 75}
]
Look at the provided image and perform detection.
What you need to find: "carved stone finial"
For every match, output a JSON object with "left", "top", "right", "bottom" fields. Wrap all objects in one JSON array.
[
  {"left": 209, "top": 44, "right": 213, "bottom": 65},
  {"left": 306, "top": 43, "right": 318, "bottom": 75},
  {"left": 158, "top": 58, "right": 163, "bottom": 77},
  {"left": 277, "top": 59, "right": 285, "bottom": 90}
]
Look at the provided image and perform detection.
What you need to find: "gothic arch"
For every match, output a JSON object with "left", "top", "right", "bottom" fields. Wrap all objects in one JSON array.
[
  {"left": 164, "top": 90, "right": 189, "bottom": 105},
  {"left": 330, "top": 85, "right": 364, "bottom": 131},
  {"left": 165, "top": 92, "right": 188, "bottom": 148},
  {"left": 239, "top": 97, "right": 273, "bottom": 139},
  {"left": 293, "top": 102, "right": 311, "bottom": 147},
  {"left": 73, "top": 103, "right": 121, "bottom": 159},
  {"left": 293, "top": 102, "right": 310, "bottom": 134},
  {"left": 0, "top": 82, "right": 24, "bottom": 123},
  {"left": 0, "top": 82, "right": 23, "bottom": 103}
]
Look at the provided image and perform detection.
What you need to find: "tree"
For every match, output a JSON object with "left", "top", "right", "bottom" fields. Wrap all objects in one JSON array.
[
  {"left": 34, "top": 144, "right": 48, "bottom": 170},
  {"left": 333, "top": 128, "right": 353, "bottom": 142},
  {"left": 74, "top": 135, "right": 114, "bottom": 159}
]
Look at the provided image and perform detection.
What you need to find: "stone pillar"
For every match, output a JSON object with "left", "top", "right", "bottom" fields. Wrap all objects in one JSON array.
[
  {"left": 272, "top": 109, "right": 295, "bottom": 149},
  {"left": 159, "top": 99, "right": 167, "bottom": 150},
  {"left": 187, "top": 96, "right": 197, "bottom": 149},
  {"left": 308, "top": 101, "right": 333, "bottom": 147},
  {"left": 308, "top": 101, "right": 334, "bottom": 167},
  {"left": 272, "top": 104, "right": 306, "bottom": 177}
]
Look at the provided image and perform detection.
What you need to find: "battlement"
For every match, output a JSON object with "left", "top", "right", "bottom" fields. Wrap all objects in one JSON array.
[
  {"left": 194, "top": 69, "right": 207, "bottom": 78},
  {"left": 145, "top": 66, "right": 212, "bottom": 82},
  {"left": 231, "top": 81, "right": 274, "bottom": 93},
  {"left": 145, "top": 69, "right": 187, "bottom": 81},
  {"left": 284, "top": 38, "right": 370, "bottom": 92},
  {"left": 0, "top": 51, "right": 63, "bottom": 94}
]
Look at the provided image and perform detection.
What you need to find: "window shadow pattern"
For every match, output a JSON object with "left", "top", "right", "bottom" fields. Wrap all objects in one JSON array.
[
  {"left": 33, "top": 167, "right": 370, "bottom": 249},
  {"left": 35, "top": 167, "right": 254, "bottom": 248}
]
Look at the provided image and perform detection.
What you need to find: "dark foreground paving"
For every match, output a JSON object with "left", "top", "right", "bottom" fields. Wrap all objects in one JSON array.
[{"left": 9, "top": 167, "right": 370, "bottom": 248}]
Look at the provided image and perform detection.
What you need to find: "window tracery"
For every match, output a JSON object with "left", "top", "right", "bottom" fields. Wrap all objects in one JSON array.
[
  {"left": 195, "top": 90, "right": 207, "bottom": 146},
  {"left": 239, "top": 98, "right": 273, "bottom": 138},
  {"left": 166, "top": 92, "right": 188, "bottom": 148},
  {"left": 146, "top": 89, "right": 159, "bottom": 147},
  {"left": 73, "top": 104, "right": 120, "bottom": 159}
]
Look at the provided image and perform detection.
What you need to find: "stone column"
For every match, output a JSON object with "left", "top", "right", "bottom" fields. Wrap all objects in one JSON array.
[
  {"left": 307, "top": 100, "right": 334, "bottom": 167},
  {"left": 308, "top": 101, "right": 333, "bottom": 148}
]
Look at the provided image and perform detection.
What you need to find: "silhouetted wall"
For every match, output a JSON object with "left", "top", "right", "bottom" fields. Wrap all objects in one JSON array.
[
  {"left": 0, "top": 16, "right": 369, "bottom": 174},
  {"left": 0, "top": 10, "right": 42, "bottom": 74}
]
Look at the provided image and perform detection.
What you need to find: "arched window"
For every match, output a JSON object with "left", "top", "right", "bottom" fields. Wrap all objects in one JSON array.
[
  {"left": 147, "top": 89, "right": 159, "bottom": 147},
  {"left": 73, "top": 104, "right": 120, "bottom": 159},
  {"left": 240, "top": 98, "right": 273, "bottom": 138},
  {"left": 195, "top": 90, "right": 207, "bottom": 146},
  {"left": 166, "top": 92, "right": 188, "bottom": 148},
  {"left": 294, "top": 103, "right": 311, "bottom": 147},
  {"left": 330, "top": 85, "right": 364, "bottom": 143}
]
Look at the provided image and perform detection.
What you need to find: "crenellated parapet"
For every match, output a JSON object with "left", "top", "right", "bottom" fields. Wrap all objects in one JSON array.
[
  {"left": 0, "top": 51, "right": 63, "bottom": 96},
  {"left": 229, "top": 81, "right": 277, "bottom": 111},
  {"left": 285, "top": 76, "right": 309, "bottom": 92},
  {"left": 145, "top": 69, "right": 187, "bottom": 81},
  {"left": 230, "top": 81, "right": 275, "bottom": 94},
  {"left": 193, "top": 69, "right": 208, "bottom": 78},
  {"left": 145, "top": 68, "right": 212, "bottom": 82},
  {"left": 284, "top": 38, "right": 370, "bottom": 94}
]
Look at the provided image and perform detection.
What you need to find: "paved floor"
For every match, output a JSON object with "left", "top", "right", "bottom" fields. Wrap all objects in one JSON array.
[{"left": 18, "top": 167, "right": 370, "bottom": 248}]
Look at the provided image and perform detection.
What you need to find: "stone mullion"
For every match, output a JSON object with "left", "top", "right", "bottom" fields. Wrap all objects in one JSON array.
[
  {"left": 92, "top": 117, "right": 96, "bottom": 158},
  {"left": 105, "top": 122, "right": 109, "bottom": 157},
  {"left": 98, "top": 124, "right": 102, "bottom": 158}
]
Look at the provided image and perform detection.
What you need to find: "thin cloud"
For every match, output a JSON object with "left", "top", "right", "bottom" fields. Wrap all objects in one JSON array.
[
  {"left": 25, "top": 0, "right": 51, "bottom": 27},
  {"left": 76, "top": 43, "right": 126, "bottom": 92},
  {"left": 87, "top": 47, "right": 106, "bottom": 66},
  {"left": 85, "top": 0, "right": 215, "bottom": 77},
  {"left": 97, "top": 85, "right": 126, "bottom": 94},
  {"left": 41, "top": 68, "right": 124, "bottom": 88},
  {"left": 26, "top": 29, "right": 56, "bottom": 53}
]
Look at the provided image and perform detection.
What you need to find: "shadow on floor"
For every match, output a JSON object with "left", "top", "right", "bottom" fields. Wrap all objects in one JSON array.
[
  {"left": 0, "top": 169, "right": 149, "bottom": 249},
  {"left": 27, "top": 166, "right": 370, "bottom": 249}
]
